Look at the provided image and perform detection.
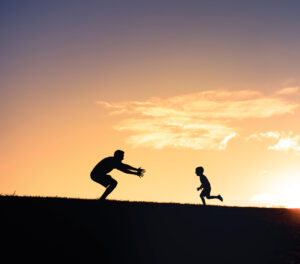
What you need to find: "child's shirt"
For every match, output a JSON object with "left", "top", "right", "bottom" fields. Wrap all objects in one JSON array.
[{"left": 200, "top": 174, "right": 211, "bottom": 189}]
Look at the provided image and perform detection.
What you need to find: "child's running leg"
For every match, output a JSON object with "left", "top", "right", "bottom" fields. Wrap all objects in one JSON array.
[
  {"left": 200, "top": 194, "right": 206, "bottom": 206},
  {"left": 206, "top": 194, "right": 223, "bottom": 202}
]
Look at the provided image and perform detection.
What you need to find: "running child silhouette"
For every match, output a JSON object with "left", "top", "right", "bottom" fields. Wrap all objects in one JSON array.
[
  {"left": 91, "top": 150, "right": 145, "bottom": 200},
  {"left": 196, "top": 166, "right": 223, "bottom": 206}
]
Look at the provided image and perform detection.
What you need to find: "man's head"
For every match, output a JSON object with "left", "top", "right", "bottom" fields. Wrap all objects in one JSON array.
[
  {"left": 114, "top": 150, "right": 124, "bottom": 161},
  {"left": 195, "top": 166, "right": 204, "bottom": 176}
]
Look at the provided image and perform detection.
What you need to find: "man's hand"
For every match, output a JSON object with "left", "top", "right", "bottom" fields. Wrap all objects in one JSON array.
[{"left": 137, "top": 167, "right": 145, "bottom": 177}]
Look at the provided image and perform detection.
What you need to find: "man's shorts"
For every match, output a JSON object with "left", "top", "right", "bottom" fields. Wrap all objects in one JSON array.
[
  {"left": 91, "top": 173, "right": 114, "bottom": 187},
  {"left": 200, "top": 187, "right": 211, "bottom": 197}
]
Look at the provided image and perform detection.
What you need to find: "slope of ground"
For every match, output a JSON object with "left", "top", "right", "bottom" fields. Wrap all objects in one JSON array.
[{"left": 1, "top": 195, "right": 299, "bottom": 263}]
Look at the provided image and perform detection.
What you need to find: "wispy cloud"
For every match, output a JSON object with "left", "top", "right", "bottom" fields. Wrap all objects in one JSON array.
[
  {"left": 116, "top": 118, "right": 237, "bottom": 150},
  {"left": 275, "top": 86, "right": 299, "bottom": 95},
  {"left": 246, "top": 131, "right": 280, "bottom": 142},
  {"left": 248, "top": 131, "right": 300, "bottom": 155},
  {"left": 98, "top": 89, "right": 298, "bottom": 150},
  {"left": 269, "top": 134, "right": 300, "bottom": 154}
]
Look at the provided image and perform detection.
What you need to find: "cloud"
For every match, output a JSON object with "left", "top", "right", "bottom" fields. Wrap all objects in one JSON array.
[
  {"left": 246, "top": 131, "right": 280, "bottom": 142},
  {"left": 98, "top": 89, "right": 298, "bottom": 150},
  {"left": 268, "top": 134, "right": 300, "bottom": 154},
  {"left": 99, "top": 89, "right": 297, "bottom": 119},
  {"left": 219, "top": 133, "right": 237, "bottom": 150},
  {"left": 276, "top": 86, "right": 299, "bottom": 95},
  {"left": 116, "top": 118, "right": 237, "bottom": 150},
  {"left": 248, "top": 131, "right": 300, "bottom": 155}
]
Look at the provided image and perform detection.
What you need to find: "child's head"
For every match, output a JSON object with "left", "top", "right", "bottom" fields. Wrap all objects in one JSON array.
[{"left": 195, "top": 166, "right": 204, "bottom": 176}]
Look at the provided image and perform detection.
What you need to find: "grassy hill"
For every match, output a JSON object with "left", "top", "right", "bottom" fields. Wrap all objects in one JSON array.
[{"left": 1, "top": 195, "right": 299, "bottom": 263}]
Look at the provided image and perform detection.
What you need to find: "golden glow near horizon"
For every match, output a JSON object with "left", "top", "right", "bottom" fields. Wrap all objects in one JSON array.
[
  {"left": 251, "top": 173, "right": 300, "bottom": 208},
  {"left": 1, "top": 1, "right": 300, "bottom": 208}
]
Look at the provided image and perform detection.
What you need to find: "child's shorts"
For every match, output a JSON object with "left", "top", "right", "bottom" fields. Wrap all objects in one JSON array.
[{"left": 200, "top": 188, "right": 211, "bottom": 197}]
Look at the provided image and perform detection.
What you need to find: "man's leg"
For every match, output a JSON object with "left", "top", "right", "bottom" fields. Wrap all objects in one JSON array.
[
  {"left": 91, "top": 174, "right": 118, "bottom": 200},
  {"left": 99, "top": 178, "right": 118, "bottom": 200}
]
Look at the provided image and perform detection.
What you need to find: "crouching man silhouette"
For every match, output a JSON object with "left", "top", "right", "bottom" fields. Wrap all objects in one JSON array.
[
  {"left": 91, "top": 150, "right": 145, "bottom": 200},
  {"left": 196, "top": 166, "right": 223, "bottom": 206}
]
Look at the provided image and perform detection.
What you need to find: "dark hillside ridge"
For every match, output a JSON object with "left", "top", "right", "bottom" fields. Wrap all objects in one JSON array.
[{"left": 1, "top": 196, "right": 299, "bottom": 263}]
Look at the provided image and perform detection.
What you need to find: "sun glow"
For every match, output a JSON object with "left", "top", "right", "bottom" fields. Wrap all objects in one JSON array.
[
  {"left": 252, "top": 175, "right": 300, "bottom": 208},
  {"left": 280, "top": 178, "right": 300, "bottom": 208}
]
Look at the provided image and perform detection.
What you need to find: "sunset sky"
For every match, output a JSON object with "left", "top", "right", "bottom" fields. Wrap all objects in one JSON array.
[{"left": 1, "top": 0, "right": 300, "bottom": 207}]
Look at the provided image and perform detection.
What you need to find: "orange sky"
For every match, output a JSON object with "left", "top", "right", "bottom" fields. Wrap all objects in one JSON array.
[{"left": 1, "top": 1, "right": 300, "bottom": 207}]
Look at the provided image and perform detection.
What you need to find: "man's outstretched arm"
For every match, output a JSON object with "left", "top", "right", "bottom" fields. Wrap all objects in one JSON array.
[
  {"left": 117, "top": 163, "right": 145, "bottom": 177},
  {"left": 121, "top": 163, "right": 138, "bottom": 172}
]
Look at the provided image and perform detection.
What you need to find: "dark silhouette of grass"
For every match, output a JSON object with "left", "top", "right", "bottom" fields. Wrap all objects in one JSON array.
[{"left": 1, "top": 195, "right": 299, "bottom": 263}]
